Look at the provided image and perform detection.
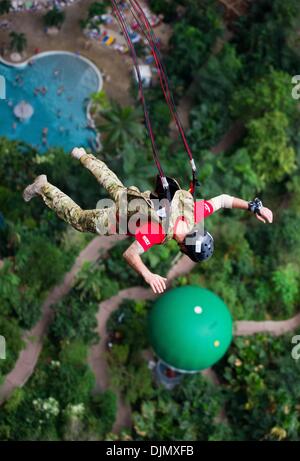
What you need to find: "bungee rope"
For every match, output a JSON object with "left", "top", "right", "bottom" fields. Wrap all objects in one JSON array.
[
  {"left": 111, "top": 0, "right": 171, "bottom": 200},
  {"left": 128, "top": 0, "right": 196, "bottom": 167},
  {"left": 111, "top": 0, "right": 199, "bottom": 199}
]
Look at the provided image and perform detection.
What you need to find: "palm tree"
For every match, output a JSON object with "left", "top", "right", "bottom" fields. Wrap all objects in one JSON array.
[
  {"left": 93, "top": 93, "right": 154, "bottom": 188},
  {"left": 43, "top": 7, "right": 66, "bottom": 29},
  {"left": 9, "top": 32, "right": 27, "bottom": 54},
  {"left": 0, "top": 0, "right": 11, "bottom": 15},
  {"left": 97, "top": 100, "right": 146, "bottom": 152}
]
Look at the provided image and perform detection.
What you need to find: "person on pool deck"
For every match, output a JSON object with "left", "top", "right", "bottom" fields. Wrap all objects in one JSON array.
[{"left": 23, "top": 147, "right": 273, "bottom": 294}]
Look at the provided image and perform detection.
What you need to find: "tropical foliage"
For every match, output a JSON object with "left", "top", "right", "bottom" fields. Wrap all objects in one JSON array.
[
  {"left": 9, "top": 32, "right": 27, "bottom": 54},
  {"left": 0, "top": 0, "right": 11, "bottom": 15},
  {"left": 43, "top": 7, "right": 66, "bottom": 29},
  {"left": 1, "top": 0, "right": 300, "bottom": 442}
]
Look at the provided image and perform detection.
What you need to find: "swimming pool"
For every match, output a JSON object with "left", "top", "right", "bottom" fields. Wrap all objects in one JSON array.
[{"left": 0, "top": 51, "right": 102, "bottom": 152}]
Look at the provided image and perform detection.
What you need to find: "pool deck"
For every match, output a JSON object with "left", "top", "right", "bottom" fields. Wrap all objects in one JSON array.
[{"left": 0, "top": 0, "right": 133, "bottom": 107}]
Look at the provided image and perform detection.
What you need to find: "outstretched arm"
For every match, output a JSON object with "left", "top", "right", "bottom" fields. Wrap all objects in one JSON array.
[
  {"left": 123, "top": 241, "right": 167, "bottom": 294},
  {"left": 208, "top": 194, "right": 273, "bottom": 224},
  {"left": 233, "top": 197, "right": 273, "bottom": 223}
]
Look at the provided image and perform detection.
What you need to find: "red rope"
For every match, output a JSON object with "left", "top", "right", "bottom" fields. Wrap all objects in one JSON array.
[
  {"left": 111, "top": 1, "right": 199, "bottom": 198},
  {"left": 128, "top": 0, "right": 196, "bottom": 169},
  {"left": 111, "top": 0, "right": 166, "bottom": 180}
]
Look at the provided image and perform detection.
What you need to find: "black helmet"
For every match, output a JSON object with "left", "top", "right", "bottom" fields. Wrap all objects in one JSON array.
[{"left": 181, "top": 229, "right": 214, "bottom": 262}]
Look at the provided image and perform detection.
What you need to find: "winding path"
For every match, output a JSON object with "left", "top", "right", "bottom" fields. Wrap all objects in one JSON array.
[
  {"left": 202, "top": 368, "right": 227, "bottom": 423},
  {"left": 1, "top": 1, "right": 298, "bottom": 438},
  {"left": 89, "top": 254, "right": 195, "bottom": 433},
  {"left": 0, "top": 234, "right": 125, "bottom": 404},
  {"left": 211, "top": 121, "right": 245, "bottom": 154},
  {"left": 235, "top": 313, "right": 300, "bottom": 336},
  {"left": 90, "top": 252, "right": 300, "bottom": 432},
  {"left": 1, "top": 233, "right": 300, "bottom": 433}
]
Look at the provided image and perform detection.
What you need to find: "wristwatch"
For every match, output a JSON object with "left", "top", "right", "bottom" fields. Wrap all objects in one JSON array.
[{"left": 248, "top": 198, "right": 263, "bottom": 215}]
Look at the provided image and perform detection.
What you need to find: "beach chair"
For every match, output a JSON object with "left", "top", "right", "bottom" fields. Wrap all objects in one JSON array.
[{"left": 105, "top": 36, "right": 115, "bottom": 46}]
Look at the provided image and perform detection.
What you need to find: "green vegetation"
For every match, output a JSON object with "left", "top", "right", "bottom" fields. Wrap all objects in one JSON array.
[
  {"left": 1, "top": 0, "right": 300, "bottom": 442},
  {"left": 232, "top": 0, "right": 300, "bottom": 77},
  {"left": 132, "top": 374, "right": 227, "bottom": 441},
  {"left": 9, "top": 31, "right": 27, "bottom": 54},
  {"left": 0, "top": 340, "right": 117, "bottom": 440},
  {"left": 0, "top": 141, "right": 96, "bottom": 370},
  {"left": 91, "top": 92, "right": 155, "bottom": 189},
  {"left": 216, "top": 334, "right": 300, "bottom": 441},
  {"left": 105, "top": 300, "right": 300, "bottom": 441},
  {"left": 0, "top": 0, "right": 11, "bottom": 15},
  {"left": 88, "top": 1, "right": 111, "bottom": 17}
]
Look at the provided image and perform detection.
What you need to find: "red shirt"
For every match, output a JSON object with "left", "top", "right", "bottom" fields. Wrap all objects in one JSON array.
[{"left": 135, "top": 200, "right": 214, "bottom": 252}]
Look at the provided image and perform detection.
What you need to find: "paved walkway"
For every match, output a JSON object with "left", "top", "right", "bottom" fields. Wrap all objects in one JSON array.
[
  {"left": 1, "top": 231, "right": 300, "bottom": 432},
  {"left": 1, "top": 1, "right": 298, "bottom": 436},
  {"left": 235, "top": 313, "right": 300, "bottom": 336}
]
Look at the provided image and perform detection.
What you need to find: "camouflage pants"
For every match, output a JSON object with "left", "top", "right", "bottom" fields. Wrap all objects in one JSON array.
[
  {"left": 40, "top": 153, "right": 196, "bottom": 238},
  {"left": 40, "top": 153, "right": 127, "bottom": 234}
]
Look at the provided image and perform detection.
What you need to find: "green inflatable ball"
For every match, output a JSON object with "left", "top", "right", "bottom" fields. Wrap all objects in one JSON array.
[{"left": 148, "top": 286, "right": 233, "bottom": 372}]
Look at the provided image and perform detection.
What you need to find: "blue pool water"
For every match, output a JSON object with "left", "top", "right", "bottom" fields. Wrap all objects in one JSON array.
[{"left": 0, "top": 52, "right": 102, "bottom": 152}]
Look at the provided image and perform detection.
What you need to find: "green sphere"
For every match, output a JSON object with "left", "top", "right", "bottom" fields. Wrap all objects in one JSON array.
[{"left": 148, "top": 286, "right": 233, "bottom": 372}]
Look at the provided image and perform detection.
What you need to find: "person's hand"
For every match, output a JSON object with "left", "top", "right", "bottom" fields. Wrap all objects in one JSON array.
[
  {"left": 256, "top": 207, "right": 273, "bottom": 224},
  {"left": 145, "top": 273, "right": 167, "bottom": 294}
]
